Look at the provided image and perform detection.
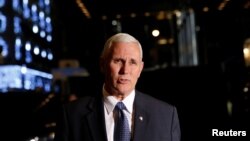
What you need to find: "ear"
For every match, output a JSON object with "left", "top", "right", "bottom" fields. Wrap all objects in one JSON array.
[
  {"left": 141, "top": 61, "right": 144, "bottom": 71},
  {"left": 138, "top": 61, "right": 144, "bottom": 77}
]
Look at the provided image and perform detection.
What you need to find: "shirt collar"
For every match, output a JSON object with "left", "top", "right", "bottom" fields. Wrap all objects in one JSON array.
[{"left": 103, "top": 85, "right": 135, "bottom": 115}]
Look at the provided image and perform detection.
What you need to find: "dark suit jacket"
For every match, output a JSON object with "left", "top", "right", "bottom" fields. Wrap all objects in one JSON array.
[{"left": 54, "top": 90, "right": 181, "bottom": 141}]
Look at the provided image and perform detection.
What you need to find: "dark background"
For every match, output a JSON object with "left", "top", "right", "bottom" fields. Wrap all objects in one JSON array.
[{"left": 1, "top": 0, "right": 250, "bottom": 140}]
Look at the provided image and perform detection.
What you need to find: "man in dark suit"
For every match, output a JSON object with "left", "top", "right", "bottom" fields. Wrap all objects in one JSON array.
[{"left": 54, "top": 33, "right": 181, "bottom": 141}]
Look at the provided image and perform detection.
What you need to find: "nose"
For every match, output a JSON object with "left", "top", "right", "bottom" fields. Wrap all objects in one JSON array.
[{"left": 119, "top": 62, "right": 129, "bottom": 74}]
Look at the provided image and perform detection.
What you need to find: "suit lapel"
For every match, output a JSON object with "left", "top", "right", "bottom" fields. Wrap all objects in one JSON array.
[
  {"left": 84, "top": 96, "right": 108, "bottom": 141},
  {"left": 81, "top": 91, "right": 149, "bottom": 141},
  {"left": 132, "top": 92, "right": 148, "bottom": 141}
]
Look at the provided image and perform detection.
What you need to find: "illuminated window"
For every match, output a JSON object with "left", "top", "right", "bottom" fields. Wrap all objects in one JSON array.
[
  {"left": 0, "top": 37, "right": 8, "bottom": 57},
  {"left": 0, "top": 65, "right": 53, "bottom": 93},
  {"left": 0, "top": 0, "right": 54, "bottom": 93},
  {"left": 15, "top": 37, "right": 22, "bottom": 60},
  {"left": 0, "top": 12, "right": 7, "bottom": 33}
]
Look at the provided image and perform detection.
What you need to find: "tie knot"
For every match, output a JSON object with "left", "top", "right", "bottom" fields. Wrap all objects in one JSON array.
[{"left": 116, "top": 102, "right": 126, "bottom": 110}]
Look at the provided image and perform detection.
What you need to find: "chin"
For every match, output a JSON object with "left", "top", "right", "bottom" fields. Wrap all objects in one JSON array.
[{"left": 117, "top": 89, "right": 132, "bottom": 95}]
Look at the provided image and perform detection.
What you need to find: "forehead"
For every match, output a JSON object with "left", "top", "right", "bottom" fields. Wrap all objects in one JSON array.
[{"left": 110, "top": 42, "right": 140, "bottom": 55}]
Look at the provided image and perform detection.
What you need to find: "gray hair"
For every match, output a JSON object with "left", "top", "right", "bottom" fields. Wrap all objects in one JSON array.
[{"left": 100, "top": 33, "right": 143, "bottom": 60}]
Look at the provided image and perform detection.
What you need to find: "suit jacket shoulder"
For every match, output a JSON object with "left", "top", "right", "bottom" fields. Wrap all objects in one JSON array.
[
  {"left": 63, "top": 96, "right": 97, "bottom": 114},
  {"left": 54, "top": 95, "right": 107, "bottom": 141},
  {"left": 133, "top": 90, "right": 181, "bottom": 141},
  {"left": 135, "top": 90, "right": 176, "bottom": 111}
]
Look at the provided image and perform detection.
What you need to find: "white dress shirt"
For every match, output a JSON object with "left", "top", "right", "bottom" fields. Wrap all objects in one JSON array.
[{"left": 103, "top": 87, "right": 135, "bottom": 141}]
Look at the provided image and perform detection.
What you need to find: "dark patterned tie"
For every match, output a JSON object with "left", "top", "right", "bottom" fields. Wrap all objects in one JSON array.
[{"left": 114, "top": 102, "right": 130, "bottom": 141}]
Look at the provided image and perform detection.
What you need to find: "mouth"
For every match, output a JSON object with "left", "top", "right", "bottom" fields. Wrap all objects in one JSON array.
[{"left": 118, "top": 78, "right": 129, "bottom": 84}]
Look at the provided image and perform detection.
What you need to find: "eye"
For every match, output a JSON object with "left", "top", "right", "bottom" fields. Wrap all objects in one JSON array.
[
  {"left": 130, "top": 59, "right": 138, "bottom": 65},
  {"left": 113, "top": 58, "right": 122, "bottom": 63}
]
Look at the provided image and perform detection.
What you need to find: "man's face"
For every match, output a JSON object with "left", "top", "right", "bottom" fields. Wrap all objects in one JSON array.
[{"left": 104, "top": 42, "right": 144, "bottom": 97}]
